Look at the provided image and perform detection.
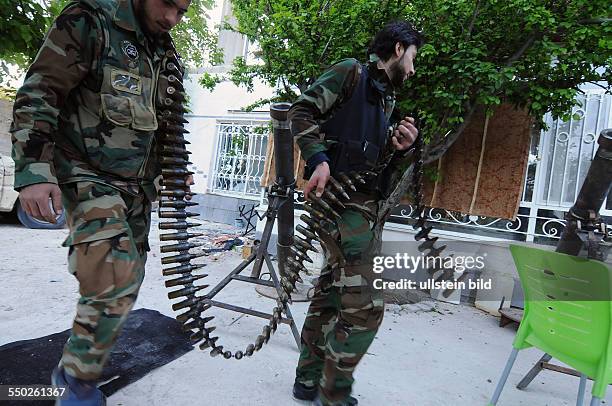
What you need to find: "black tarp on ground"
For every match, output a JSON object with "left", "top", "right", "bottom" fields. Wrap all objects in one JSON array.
[{"left": 0, "top": 308, "right": 193, "bottom": 405}]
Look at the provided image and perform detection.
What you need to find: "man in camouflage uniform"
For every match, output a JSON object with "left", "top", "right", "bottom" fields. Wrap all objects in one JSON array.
[
  {"left": 11, "top": 0, "right": 190, "bottom": 403},
  {"left": 289, "top": 21, "right": 424, "bottom": 406}
]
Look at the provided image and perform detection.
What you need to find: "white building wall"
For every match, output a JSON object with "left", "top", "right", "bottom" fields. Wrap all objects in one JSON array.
[
  {"left": 183, "top": 76, "right": 276, "bottom": 195},
  {"left": 182, "top": 0, "right": 277, "bottom": 196}
]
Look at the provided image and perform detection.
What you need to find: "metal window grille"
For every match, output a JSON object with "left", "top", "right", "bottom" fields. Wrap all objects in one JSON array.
[
  {"left": 535, "top": 91, "right": 612, "bottom": 210},
  {"left": 210, "top": 119, "right": 270, "bottom": 199}
]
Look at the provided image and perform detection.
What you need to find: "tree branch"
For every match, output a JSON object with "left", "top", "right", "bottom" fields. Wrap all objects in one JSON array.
[
  {"left": 423, "top": 102, "right": 479, "bottom": 163},
  {"left": 580, "top": 18, "right": 612, "bottom": 25},
  {"left": 465, "top": 0, "right": 481, "bottom": 40},
  {"left": 318, "top": 35, "right": 334, "bottom": 63},
  {"left": 586, "top": 81, "right": 610, "bottom": 92},
  {"left": 436, "top": 109, "right": 452, "bottom": 140},
  {"left": 377, "top": 161, "right": 416, "bottom": 223},
  {"left": 281, "top": 77, "right": 292, "bottom": 97},
  {"left": 264, "top": 0, "right": 274, "bottom": 15},
  {"left": 504, "top": 32, "right": 538, "bottom": 67},
  {"left": 318, "top": 0, "right": 332, "bottom": 17},
  {"left": 374, "top": 102, "right": 479, "bottom": 226}
]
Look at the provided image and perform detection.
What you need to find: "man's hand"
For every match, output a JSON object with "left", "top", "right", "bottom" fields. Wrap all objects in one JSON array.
[
  {"left": 392, "top": 116, "right": 418, "bottom": 151},
  {"left": 185, "top": 175, "right": 194, "bottom": 200},
  {"left": 304, "top": 161, "right": 330, "bottom": 199},
  {"left": 18, "top": 183, "right": 63, "bottom": 223}
]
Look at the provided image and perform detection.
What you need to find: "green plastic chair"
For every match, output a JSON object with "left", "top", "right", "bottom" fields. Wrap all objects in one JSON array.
[{"left": 488, "top": 244, "right": 612, "bottom": 406}]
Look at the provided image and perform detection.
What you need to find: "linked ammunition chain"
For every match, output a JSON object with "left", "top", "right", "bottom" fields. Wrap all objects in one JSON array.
[
  {"left": 288, "top": 139, "right": 452, "bottom": 300},
  {"left": 285, "top": 171, "right": 380, "bottom": 290},
  {"left": 155, "top": 55, "right": 444, "bottom": 355},
  {"left": 156, "top": 47, "right": 296, "bottom": 359},
  {"left": 409, "top": 137, "right": 457, "bottom": 289}
]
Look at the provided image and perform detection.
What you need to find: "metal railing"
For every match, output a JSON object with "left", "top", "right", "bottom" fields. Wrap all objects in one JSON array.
[
  {"left": 389, "top": 89, "right": 612, "bottom": 242},
  {"left": 255, "top": 90, "right": 611, "bottom": 243}
]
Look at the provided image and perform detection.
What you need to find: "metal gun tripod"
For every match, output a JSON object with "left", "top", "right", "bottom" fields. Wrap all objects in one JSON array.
[
  {"left": 159, "top": 101, "right": 301, "bottom": 359},
  {"left": 202, "top": 180, "right": 301, "bottom": 348}
]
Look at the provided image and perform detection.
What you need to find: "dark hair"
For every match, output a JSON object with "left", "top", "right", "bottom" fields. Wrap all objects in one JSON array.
[{"left": 367, "top": 21, "right": 424, "bottom": 61}]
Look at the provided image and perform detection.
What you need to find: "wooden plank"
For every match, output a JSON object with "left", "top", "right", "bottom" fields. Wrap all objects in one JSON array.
[{"left": 499, "top": 307, "right": 524, "bottom": 327}]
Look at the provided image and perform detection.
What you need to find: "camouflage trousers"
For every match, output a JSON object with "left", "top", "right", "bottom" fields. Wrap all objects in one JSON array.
[
  {"left": 58, "top": 181, "right": 152, "bottom": 381},
  {"left": 296, "top": 201, "right": 385, "bottom": 405}
]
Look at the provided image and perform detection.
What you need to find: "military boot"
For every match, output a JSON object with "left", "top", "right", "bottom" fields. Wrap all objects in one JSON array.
[
  {"left": 293, "top": 381, "right": 318, "bottom": 402},
  {"left": 51, "top": 367, "right": 106, "bottom": 406}
]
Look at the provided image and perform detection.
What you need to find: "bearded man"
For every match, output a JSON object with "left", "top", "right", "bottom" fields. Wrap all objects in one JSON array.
[
  {"left": 11, "top": 0, "right": 191, "bottom": 404},
  {"left": 289, "top": 21, "right": 424, "bottom": 406}
]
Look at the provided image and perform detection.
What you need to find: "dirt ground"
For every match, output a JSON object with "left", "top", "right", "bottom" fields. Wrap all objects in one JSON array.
[{"left": 1, "top": 214, "right": 610, "bottom": 406}]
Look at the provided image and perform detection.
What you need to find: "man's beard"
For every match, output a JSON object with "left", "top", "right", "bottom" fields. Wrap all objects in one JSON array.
[
  {"left": 135, "top": 0, "right": 161, "bottom": 39},
  {"left": 388, "top": 59, "right": 406, "bottom": 88}
]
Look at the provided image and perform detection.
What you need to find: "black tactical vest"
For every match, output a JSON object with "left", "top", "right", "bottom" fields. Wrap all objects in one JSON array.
[{"left": 320, "top": 65, "right": 389, "bottom": 176}]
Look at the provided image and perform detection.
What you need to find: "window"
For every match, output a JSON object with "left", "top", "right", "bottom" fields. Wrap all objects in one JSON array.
[{"left": 210, "top": 119, "right": 269, "bottom": 198}]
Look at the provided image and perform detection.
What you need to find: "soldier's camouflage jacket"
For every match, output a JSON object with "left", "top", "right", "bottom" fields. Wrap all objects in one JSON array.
[
  {"left": 11, "top": 0, "right": 180, "bottom": 201},
  {"left": 289, "top": 55, "right": 415, "bottom": 173}
]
